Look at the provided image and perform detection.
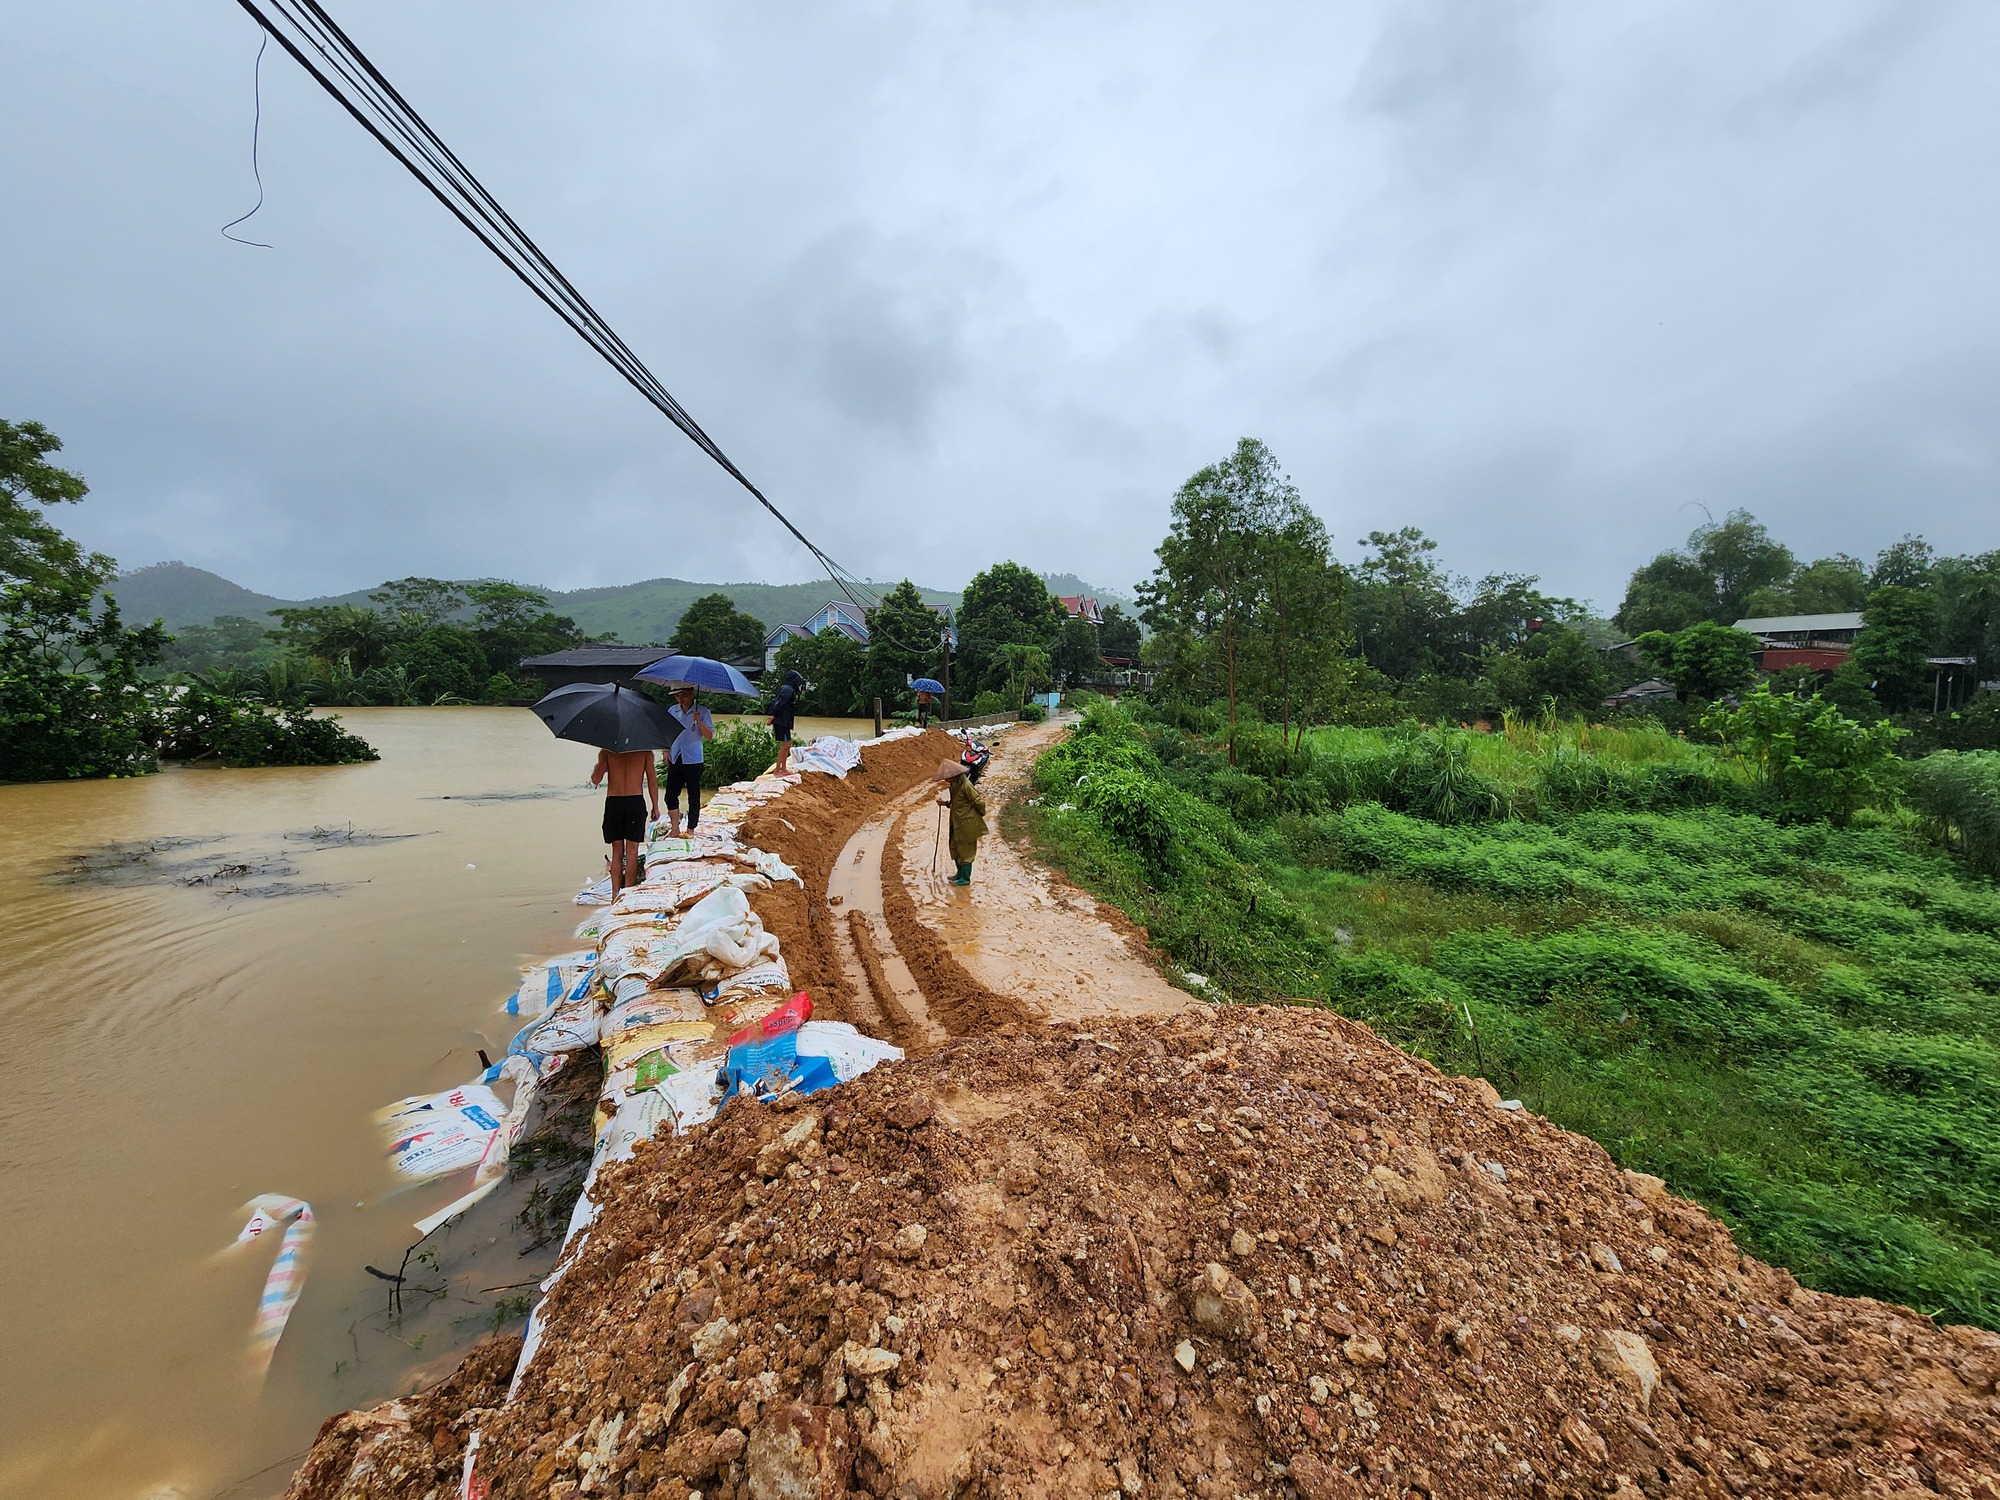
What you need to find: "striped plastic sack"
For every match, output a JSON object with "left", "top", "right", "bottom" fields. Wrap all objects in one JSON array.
[
  {"left": 231, "top": 1194, "right": 313, "bottom": 1375},
  {"left": 503, "top": 951, "right": 596, "bottom": 1017}
]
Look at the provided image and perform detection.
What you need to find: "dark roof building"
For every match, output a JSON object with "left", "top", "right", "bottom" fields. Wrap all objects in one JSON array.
[{"left": 517, "top": 645, "right": 669, "bottom": 692}]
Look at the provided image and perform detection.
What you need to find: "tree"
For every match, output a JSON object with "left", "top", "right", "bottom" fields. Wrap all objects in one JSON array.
[
  {"left": 1871, "top": 535, "right": 1936, "bottom": 590},
  {"left": 1348, "top": 526, "right": 1456, "bottom": 679},
  {"left": 1139, "top": 438, "right": 1305, "bottom": 752},
  {"left": 1635, "top": 621, "right": 1758, "bottom": 700},
  {"left": 1449, "top": 572, "right": 1581, "bottom": 674},
  {"left": 387, "top": 625, "right": 487, "bottom": 703},
  {"left": 1054, "top": 615, "right": 1101, "bottom": 686},
  {"left": 160, "top": 614, "right": 275, "bottom": 677},
  {"left": 1934, "top": 550, "right": 2000, "bottom": 680},
  {"left": 669, "top": 592, "right": 766, "bottom": 663},
  {"left": 1852, "top": 584, "right": 1937, "bottom": 712},
  {"left": 1616, "top": 551, "right": 1717, "bottom": 636},
  {"left": 957, "top": 561, "right": 1061, "bottom": 696},
  {"left": 1241, "top": 505, "right": 1349, "bottom": 755},
  {"left": 1702, "top": 684, "right": 1903, "bottom": 824},
  {"left": 861, "top": 580, "right": 945, "bottom": 710},
  {"left": 1525, "top": 626, "right": 1610, "bottom": 713},
  {"left": 270, "top": 604, "right": 399, "bottom": 674},
  {"left": 1616, "top": 510, "right": 1794, "bottom": 632},
  {"left": 770, "top": 629, "right": 866, "bottom": 716},
  {"left": 369, "top": 576, "right": 466, "bottom": 630},
  {"left": 1098, "top": 602, "right": 1142, "bottom": 662},
  {"left": 1741, "top": 554, "right": 1868, "bottom": 618},
  {"left": 2, "top": 418, "right": 96, "bottom": 590},
  {"left": 466, "top": 582, "right": 586, "bottom": 671},
  {"left": 994, "top": 643, "right": 1054, "bottom": 706}
]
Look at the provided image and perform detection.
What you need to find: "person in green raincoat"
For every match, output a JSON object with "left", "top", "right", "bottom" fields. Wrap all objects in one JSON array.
[{"left": 934, "top": 757, "right": 987, "bottom": 886}]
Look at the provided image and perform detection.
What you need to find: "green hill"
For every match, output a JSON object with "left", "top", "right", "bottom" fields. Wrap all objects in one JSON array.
[
  {"left": 103, "top": 564, "right": 967, "bottom": 643},
  {"left": 554, "top": 579, "right": 961, "bottom": 646}
]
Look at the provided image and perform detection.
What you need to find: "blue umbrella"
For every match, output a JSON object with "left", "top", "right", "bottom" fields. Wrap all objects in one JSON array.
[
  {"left": 633, "top": 654, "right": 761, "bottom": 697},
  {"left": 911, "top": 678, "right": 945, "bottom": 694}
]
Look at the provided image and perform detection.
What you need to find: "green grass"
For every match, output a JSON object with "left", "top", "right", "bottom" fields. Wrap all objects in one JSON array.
[{"left": 1026, "top": 701, "right": 2000, "bottom": 1327}]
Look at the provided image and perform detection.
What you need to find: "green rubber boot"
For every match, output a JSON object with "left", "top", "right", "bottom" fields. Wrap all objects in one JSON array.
[{"left": 952, "top": 861, "right": 973, "bottom": 886}]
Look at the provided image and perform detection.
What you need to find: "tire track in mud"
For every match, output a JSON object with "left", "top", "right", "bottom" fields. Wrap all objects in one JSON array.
[{"left": 878, "top": 801, "right": 1034, "bottom": 1035}]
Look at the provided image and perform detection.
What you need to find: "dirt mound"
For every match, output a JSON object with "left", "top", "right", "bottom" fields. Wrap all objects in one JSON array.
[
  {"left": 430, "top": 1007, "right": 1995, "bottom": 1499},
  {"left": 283, "top": 1333, "right": 520, "bottom": 1500}
]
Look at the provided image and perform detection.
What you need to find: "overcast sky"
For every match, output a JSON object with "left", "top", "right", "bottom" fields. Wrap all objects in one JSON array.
[{"left": 4, "top": 2, "right": 1996, "bottom": 611}]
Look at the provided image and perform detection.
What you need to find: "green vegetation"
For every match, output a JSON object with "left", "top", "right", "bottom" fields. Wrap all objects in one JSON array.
[
  {"left": 700, "top": 721, "right": 778, "bottom": 787},
  {"left": 2, "top": 419, "right": 375, "bottom": 781},
  {"left": 1910, "top": 753, "right": 2000, "bottom": 879},
  {"left": 1027, "top": 700, "right": 2000, "bottom": 1326},
  {"left": 668, "top": 591, "right": 766, "bottom": 663}
]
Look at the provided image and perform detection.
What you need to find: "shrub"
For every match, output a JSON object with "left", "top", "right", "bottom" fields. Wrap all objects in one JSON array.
[
  {"left": 1019, "top": 702, "right": 1047, "bottom": 723},
  {"left": 482, "top": 672, "right": 543, "bottom": 704},
  {"left": 970, "top": 690, "right": 1008, "bottom": 716},
  {"left": 1909, "top": 751, "right": 2000, "bottom": 878},
  {"left": 701, "top": 721, "right": 778, "bottom": 787},
  {"left": 160, "top": 687, "right": 377, "bottom": 767},
  {"left": 1702, "top": 685, "right": 1904, "bottom": 824}
]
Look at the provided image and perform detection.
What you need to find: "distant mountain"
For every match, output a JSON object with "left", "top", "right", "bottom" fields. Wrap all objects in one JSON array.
[
  {"left": 104, "top": 562, "right": 963, "bottom": 643},
  {"left": 555, "top": 578, "right": 961, "bottom": 647},
  {"left": 104, "top": 563, "right": 312, "bottom": 630}
]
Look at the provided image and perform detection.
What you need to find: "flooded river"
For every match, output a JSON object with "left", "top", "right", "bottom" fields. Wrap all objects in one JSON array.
[{"left": 0, "top": 708, "right": 869, "bottom": 1500}]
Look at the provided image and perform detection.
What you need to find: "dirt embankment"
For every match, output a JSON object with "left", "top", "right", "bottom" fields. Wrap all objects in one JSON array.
[{"left": 298, "top": 1009, "right": 1999, "bottom": 1500}]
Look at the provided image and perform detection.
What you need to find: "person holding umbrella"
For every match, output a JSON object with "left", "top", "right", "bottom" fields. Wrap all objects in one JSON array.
[
  {"left": 933, "top": 756, "right": 987, "bottom": 887},
  {"left": 663, "top": 685, "right": 714, "bottom": 836},
  {"left": 912, "top": 676, "right": 945, "bottom": 728},
  {"left": 529, "top": 681, "right": 679, "bottom": 898},
  {"left": 630, "top": 655, "right": 761, "bottom": 832}
]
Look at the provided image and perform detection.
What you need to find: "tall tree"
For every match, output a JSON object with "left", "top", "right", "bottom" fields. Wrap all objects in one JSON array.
[
  {"left": 1852, "top": 585, "right": 1938, "bottom": 712},
  {"left": 1741, "top": 554, "right": 1869, "bottom": 618},
  {"left": 1348, "top": 527, "right": 1457, "bottom": 679},
  {"left": 956, "top": 561, "right": 1061, "bottom": 696},
  {"left": 669, "top": 592, "right": 766, "bottom": 663},
  {"left": 1053, "top": 615, "right": 1102, "bottom": 686},
  {"left": 1871, "top": 535, "right": 1936, "bottom": 590},
  {"left": 1617, "top": 510, "right": 1795, "bottom": 632},
  {"left": 770, "top": 628, "right": 866, "bottom": 716},
  {"left": 861, "top": 580, "right": 945, "bottom": 710},
  {"left": 1098, "top": 602, "right": 1142, "bottom": 662},
  {"left": 369, "top": 577, "right": 466, "bottom": 629}
]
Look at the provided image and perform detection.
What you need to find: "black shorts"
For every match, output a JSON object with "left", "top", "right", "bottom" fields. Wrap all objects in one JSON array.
[
  {"left": 601, "top": 794, "right": 647, "bottom": 844},
  {"left": 771, "top": 719, "right": 794, "bottom": 745}
]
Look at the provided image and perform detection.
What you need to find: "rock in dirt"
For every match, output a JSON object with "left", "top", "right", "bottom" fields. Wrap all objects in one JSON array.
[
  {"left": 1592, "top": 1328, "right": 1660, "bottom": 1407},
  {"left": 1187, "top": 1261, "right": 1261, "bottom": 1341},
  {"left": 745, "top": 1402, "right": 851, "bottom": 1500}
]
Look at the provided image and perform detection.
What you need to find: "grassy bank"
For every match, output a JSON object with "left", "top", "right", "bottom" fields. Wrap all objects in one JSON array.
[{"left": 1022, "top": 701, "right": 2000, "bottom": 1327}]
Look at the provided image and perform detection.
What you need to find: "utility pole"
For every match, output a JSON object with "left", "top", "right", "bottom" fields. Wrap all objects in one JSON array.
[{"left": 941, "top": 622, "right": 954, "bottom": 723}]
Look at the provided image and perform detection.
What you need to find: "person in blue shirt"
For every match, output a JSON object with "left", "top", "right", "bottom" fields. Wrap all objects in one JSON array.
[{"left": 663, "top": 684, "right": 714, "bottom": 835}]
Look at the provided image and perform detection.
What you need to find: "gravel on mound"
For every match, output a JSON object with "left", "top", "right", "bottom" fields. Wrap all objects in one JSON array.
[{"left": 326, "top": 1007, "right": 2000, "bottom": 1500}]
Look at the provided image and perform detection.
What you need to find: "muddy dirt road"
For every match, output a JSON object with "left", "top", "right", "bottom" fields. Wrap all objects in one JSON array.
[{"left": 819, "top": 719, "right": 1188, "bottom": 1053}]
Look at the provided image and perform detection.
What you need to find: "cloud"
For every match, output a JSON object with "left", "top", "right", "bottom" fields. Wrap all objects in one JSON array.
[{"left": 0, "top": 1, "right": 1995, "bottom": 608}]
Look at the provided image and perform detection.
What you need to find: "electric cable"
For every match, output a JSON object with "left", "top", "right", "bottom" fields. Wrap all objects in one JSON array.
[
  {"left": 232, "top": 0, "right": 872, "bottom": 612},
  {"left": 219, "top": 32, "right": 273, "bottom": 247}
]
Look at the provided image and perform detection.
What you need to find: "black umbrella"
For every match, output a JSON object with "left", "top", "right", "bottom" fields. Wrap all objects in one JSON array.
[{"left": 531, "top": 681, "right": 681, "bottom": 752}]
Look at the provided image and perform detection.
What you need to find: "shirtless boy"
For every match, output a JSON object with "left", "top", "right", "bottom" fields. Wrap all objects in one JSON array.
[{"left": 590, "top": 747, "right": 660, "bottom": 897}]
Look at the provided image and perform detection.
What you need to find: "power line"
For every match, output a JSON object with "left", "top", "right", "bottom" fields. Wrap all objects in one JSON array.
[{"left": 232, "top": 0, "right": 873, "bottom": 614}]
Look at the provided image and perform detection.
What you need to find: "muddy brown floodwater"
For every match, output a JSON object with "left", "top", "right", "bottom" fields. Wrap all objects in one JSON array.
[{"left": 0, "top": 711, "right": 872, "bottom": 1500}]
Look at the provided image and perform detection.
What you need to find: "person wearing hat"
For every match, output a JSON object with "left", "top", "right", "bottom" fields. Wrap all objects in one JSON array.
[{"left": 933, "top": 757, "right": 987, "bottom": 886}]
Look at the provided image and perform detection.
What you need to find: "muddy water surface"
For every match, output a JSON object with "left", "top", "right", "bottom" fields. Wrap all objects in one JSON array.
[{"left": 0, "top": 710, "right": 642, "bottom": 1500}]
